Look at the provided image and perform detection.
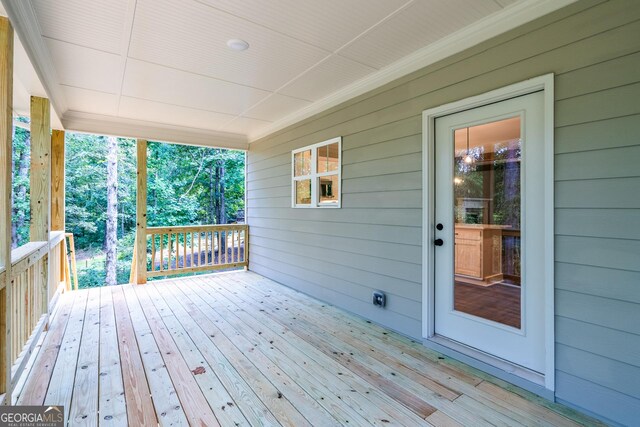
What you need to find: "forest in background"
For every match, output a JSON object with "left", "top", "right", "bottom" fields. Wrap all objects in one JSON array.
[{"left": 11, "top": 123, "right": 245, "bottom": 288}]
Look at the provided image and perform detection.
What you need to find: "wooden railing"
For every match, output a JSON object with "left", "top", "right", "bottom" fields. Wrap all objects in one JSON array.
[
  {"left": 131, "top": 224, "right": 249, "bottom": 281},
  {"left": 0, "top": 231, "right": 66, "bottom": 402}
]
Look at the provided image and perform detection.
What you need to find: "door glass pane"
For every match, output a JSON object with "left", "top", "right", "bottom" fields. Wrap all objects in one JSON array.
[
  {"left": 318, "top": 175, "right": 339, "bottom": 205},
  {"left": 294, "top": 150, "right": 311, "bottom": 176},
  {"left": 317, "top": 142, "right": 339, "bottom": 173},
  {"left": 452, "top": 116, "right": 522, "bottom": 328},
  {"left": 295, "top": 179, "right": 311, "bottom": 205}
]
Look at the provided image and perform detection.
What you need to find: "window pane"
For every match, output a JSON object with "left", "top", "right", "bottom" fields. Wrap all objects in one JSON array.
[
  {"left": 294, "top": 150, "right": 311, "bottom": 176},
  {"left": 453, "top": 116, "right": 522, "bottom": 328},
  {"left": 318, "top": 175, "right": 339, "bottom": 205},
  {"left": 317, "top": 142, "right": 339, "bottom": 173},
  {"left": 295, "top": 180, "right": 311, "bottom": 205}
]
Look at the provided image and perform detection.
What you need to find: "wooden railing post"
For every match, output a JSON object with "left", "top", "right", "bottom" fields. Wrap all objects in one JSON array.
[
  {"left": 50, "top": 131, "right": 64, "bottom": 322},
  {"left": 30, "top": 97, "right": 50, "bottom": 335},
  {"left": 136, "top": 139, "right": 147, "bottom": 284},
  {"left": 0, "top": 15, "right": 13, "bottom": 401},
  {"left": 30, "top": 96, "right": 51, "bottom": 242},
  {"left": 51, "top": 130, "right": 65, "bottom": 232}
]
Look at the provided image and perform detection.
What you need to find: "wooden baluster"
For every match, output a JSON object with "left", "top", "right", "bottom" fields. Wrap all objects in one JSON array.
[
  {"left": 214, "top": 230, "right": 219, "bottom": 265},
  {"left": 197, "top": 232, "right": 202, "bottom": 266},
  {"left": 204, "top": 231, "right": 215, "bottom": 265},
  {"left": 229, "top": 229, "right": 233, "bottom": 263},
  {"left": 244, "top": 226, "right": 249, "bottom": 267},
  {"left": 159, "top": 233, "right": 164, "bottom": 271},
  {"left": 240, "top": 228, "right": 244, "bottom": 263},
  {"left": 190, "top": 232, "right": 194, "bottom": 268},
  {"left": 151, "top": 234, "right": 156, "bottom": 272},
  {"left": 183, "top": 232, "right": 187, "bottom": 270},
  {"left": 168, "top": 232, "right": 172, "bottom": 271},
  {"left": 232, "top": 229, "right": 236, "bottom": 263},
  {"left": 204, "top": 232, "right": 208, "bottom": 266},
  {"left": 175, "top": 234, "right": 179, "bottom": 269}
]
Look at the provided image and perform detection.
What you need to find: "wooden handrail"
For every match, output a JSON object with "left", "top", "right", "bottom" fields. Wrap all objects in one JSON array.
[
  {"left": 0, "top": 231, "right": 67, "bottom": 403},
  {"left": 135, "top": 224, "right": 249, "bottom": 281},
  {"left": 146, "top": 224, "right": 248, "bottom": 234}
]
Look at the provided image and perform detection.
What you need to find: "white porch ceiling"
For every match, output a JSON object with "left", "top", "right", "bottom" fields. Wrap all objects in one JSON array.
[{"left": 1, "top": 0, "right": 573, "bottom": 148}]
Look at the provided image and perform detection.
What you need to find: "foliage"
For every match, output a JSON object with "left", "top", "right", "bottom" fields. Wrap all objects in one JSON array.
[
  {"left": 11, "top": 120, "right": 31, "bottom": 247},
  {"left": 146, "top": 143, "right": 244, "bottom": 226},
  {"left": 11, "top": 129, "right": 244, "bottom": 288}
]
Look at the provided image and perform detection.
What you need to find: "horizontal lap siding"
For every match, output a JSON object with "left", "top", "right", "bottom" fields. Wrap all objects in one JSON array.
[{"left": 247, "top": 1, "right": 640, "bottom": 424}]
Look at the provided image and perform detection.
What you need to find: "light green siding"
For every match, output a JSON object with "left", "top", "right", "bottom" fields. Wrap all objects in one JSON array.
[{"left": 247, "top": 1, "right": 640, "bottom": 424}]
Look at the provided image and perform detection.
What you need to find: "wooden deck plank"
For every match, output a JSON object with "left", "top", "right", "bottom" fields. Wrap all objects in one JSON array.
[
  {"left": 69, "top": 288, "right": 101, "bottom": 426},
  {"left": 238, "top": 271, "right": 482, "bottom": 386},
  {"left": 231, "top": 272, "right": 589, "bottom": 427},
  {"left": 98, "top": 287, "right": 127, "bottom": 427},
  {"left": 144, "top": 284, "right": 250, "bottom": 426},
  {"left": 112, "top": 287, "right": 156, "bottom": 427},
  {"left": 18, "top": 291, "right": 76, "bottom": 405},
  {"left": 214, "top": 273, "right": 461, "bottom": 401},
  {"left": 173, "top": 280, "right": 341, "bottom": 426},
  {"left": 228, "top": 272, "right": 561, "bottom": 426},
  {"left": 203, "top": 275, "right": 441, "bottom": 419},
  {"left": 230, "top": 274, "right": 568, "bottom": 425},
  {"left": 232, "top": 272, "right": 598, "bottom": 427},
  {"left": 121, "top": 285, "right": 188, "bottom": 426},
  {"left": 476, "top": 381, "right": 587, "bottom": 427},
  {"left": 171, "top": 280, "right": 342, "bottom": 426},
  {"left": 176, "top": 279, "right": 376, "bottom": 427},
  {"left": 147, "top": 282, "right": 283, "bottom": 427},
  {"left": 183, "top": 277, "right": 431, "bottom": 427},
  {"left": 17, "top": 271, "right": 603, "bottom": 427},
  {"left": 44, "top": 289, "right": 89, "bottom": 422},
  {"left": 132, "top": 284, "right": 222, "bottom": 426},
  {"left": 426, "top": 410, "right": 464, "bottom": 427},
  {"left": 166, "top": 281, "right": 319, "bottom": 427}
]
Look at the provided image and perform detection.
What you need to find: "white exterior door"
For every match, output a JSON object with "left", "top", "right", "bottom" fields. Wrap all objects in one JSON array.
[{"left": 433, "top": 91, "right": 546, "bottom": 374}]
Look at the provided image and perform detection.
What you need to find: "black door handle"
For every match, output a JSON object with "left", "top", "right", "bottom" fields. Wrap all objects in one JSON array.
[{"left": 434, "top": 238, "right": 444, "bottom": 246}]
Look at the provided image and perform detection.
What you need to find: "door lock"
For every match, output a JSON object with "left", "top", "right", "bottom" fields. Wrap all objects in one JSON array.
[{"left": 434, "top": 238, "right": 444, "bottom": 246}]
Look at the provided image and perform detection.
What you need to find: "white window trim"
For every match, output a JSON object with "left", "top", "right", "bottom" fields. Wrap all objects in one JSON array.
[{"left": 292, "top": 136, "right": 342, "bottom": 208}]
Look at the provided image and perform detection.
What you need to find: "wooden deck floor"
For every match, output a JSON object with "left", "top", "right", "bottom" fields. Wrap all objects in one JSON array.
[{"left": 15, "top": 271, "right": 601, "bottom": 426}]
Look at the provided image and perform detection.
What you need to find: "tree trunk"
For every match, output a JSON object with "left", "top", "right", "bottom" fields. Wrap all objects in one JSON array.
[
  {"left": 208, "top": 164, "right": 215, "bottom": 224},
  {"left": 12, "top": 132, "right": 30, "bottom": 248},
  {"left": 105, "top": 136, "right": 118, "bottom": 286},
  {"left": 216, "top": 158, "right": 226, "bottom": 225}
]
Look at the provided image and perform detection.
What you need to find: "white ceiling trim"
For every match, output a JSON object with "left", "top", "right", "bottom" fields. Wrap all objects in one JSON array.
[
  {"left": 2, "top": 0, "right": 67, "bottom": 119},
  {"left": 62, "top": 110, "right": 249, "bottom": 150},
  {"left": 248, "top": 0, "right": 577, "bottom": 143}
]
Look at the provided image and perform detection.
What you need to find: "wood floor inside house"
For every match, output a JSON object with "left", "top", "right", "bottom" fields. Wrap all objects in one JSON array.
[
  {"left": 454, "top": 281, "right": 521, "bottom": 329},
  {"left": 15, "top": 271, "right": 600, "bottom": 427}
]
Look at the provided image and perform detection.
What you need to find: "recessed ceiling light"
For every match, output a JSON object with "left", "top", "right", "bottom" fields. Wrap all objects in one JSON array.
[{"left": 227, "top": 39, "right": 249, "bottom": 51}]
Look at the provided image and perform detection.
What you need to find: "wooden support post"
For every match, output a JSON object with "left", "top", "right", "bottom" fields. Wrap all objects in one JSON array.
[
  {"left": 0, "top": 16, "right": 12, "bottom": 401},
  {"left": 50, "top": 130, "right": 65, "bottom": 232},
  {"left": 135, "top": 139, "right": 147, "bottom": 285},
  {"left": 30, "top": 97, "right": 51, "bottom": 242},
  {"left": 30, "top": 97, "right": 50, "bottom": 336}
]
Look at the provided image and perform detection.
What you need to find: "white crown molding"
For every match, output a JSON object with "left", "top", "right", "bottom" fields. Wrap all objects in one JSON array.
[
  {"left": 62, "top": 111, "right": 249, "bottom": 150},
  {"left": 1, "top": 0, "right": 67, "bottom": 120},
  {"left": 248, "top": 0, "right": 577, "bottom": 143}
]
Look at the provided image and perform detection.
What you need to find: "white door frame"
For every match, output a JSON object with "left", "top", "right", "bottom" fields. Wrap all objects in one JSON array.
[{"left": 421, "top": 74, "right": 555, "bottom": 391}]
